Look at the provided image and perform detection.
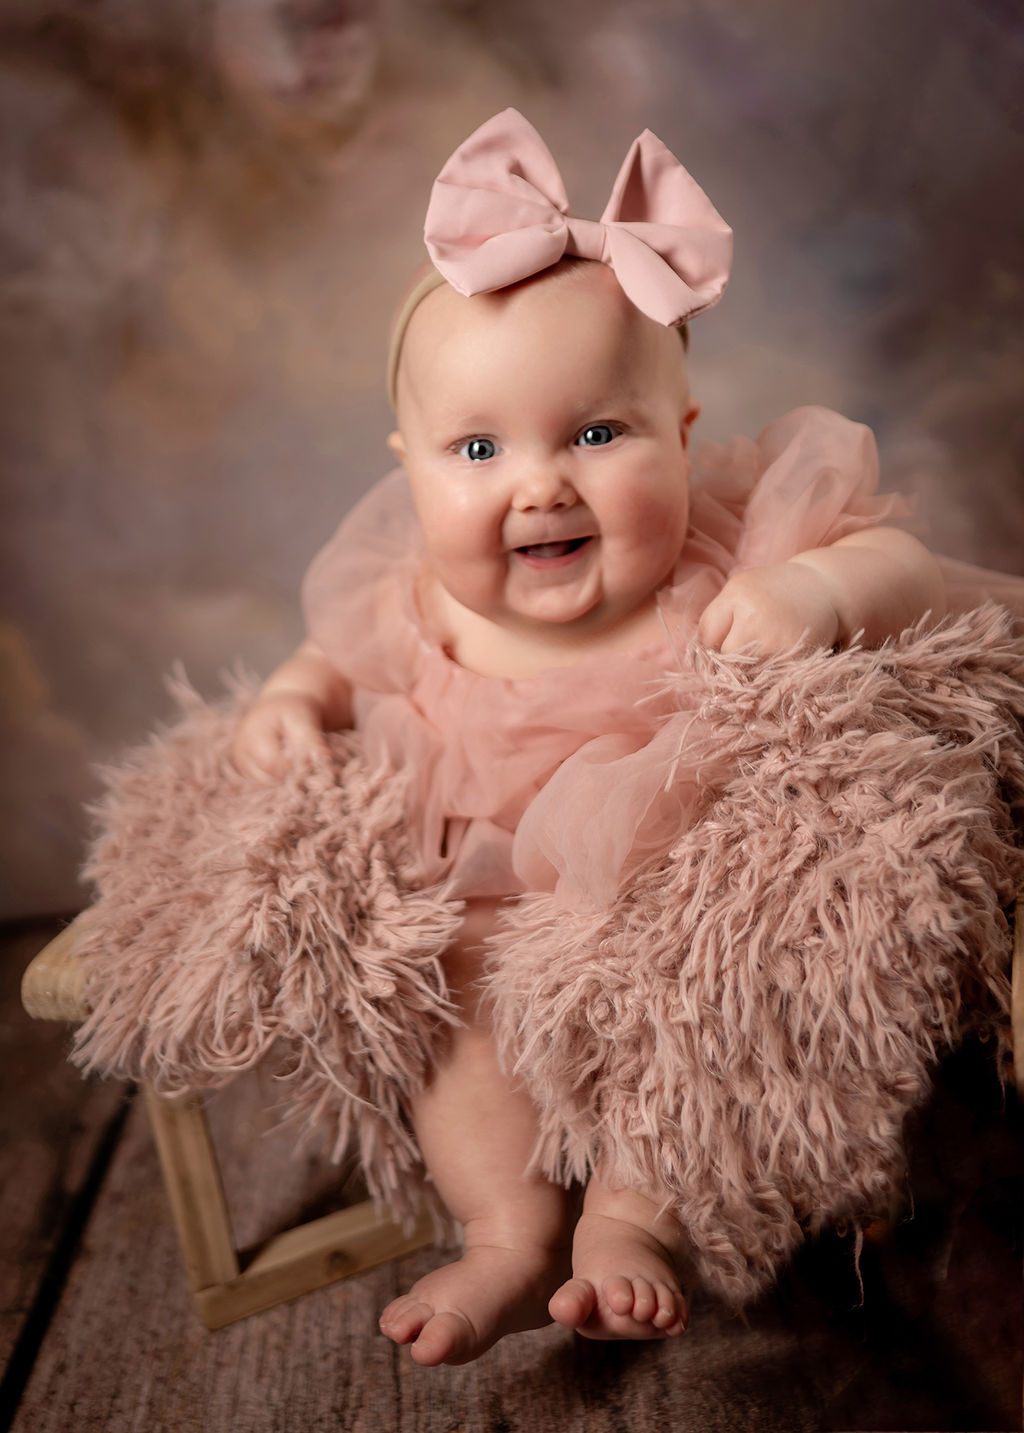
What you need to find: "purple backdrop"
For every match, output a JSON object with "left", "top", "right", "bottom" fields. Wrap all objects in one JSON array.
[{"left": 1, "top": 0, "right": 1022, "bottom": 917}]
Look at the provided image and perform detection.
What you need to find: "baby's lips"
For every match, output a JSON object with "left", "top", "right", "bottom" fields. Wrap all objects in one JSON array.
[{"left": 516, "top": 538, "right": 590, "bottom": 559}]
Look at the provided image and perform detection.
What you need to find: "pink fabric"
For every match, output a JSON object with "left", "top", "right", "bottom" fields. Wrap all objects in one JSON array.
[
  {"left": 424, "top": 108, "right": 733, "bottom": 327},
  {"left": 489, "top": 605, "right": 1024, "bottom": 1304},
  {"left": 70, "top": 608, "right": 1024, "bottom": 1299},
  {"left": 72, "top": 680, "right": 462, "bottom": 1225},
  {"left": 303, "top": 405, "right": 925, "bottom": 909}
]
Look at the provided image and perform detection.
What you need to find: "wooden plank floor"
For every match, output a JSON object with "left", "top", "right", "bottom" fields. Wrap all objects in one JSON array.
[{"left": 3, "top": 918, "right": 1023, "bottom": 1432}]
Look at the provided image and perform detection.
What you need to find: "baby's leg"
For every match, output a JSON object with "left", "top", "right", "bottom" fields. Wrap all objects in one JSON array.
[
  {"left": 378, "top": 900, "right": 571, "bottom": 1366},
  {"left": 549, "top": 1170, "right": 690, "bottom": 1340}
]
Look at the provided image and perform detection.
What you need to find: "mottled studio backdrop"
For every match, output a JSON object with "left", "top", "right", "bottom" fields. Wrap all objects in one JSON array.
[{"left": 2, "top": 0, "right": 1023, "bottom": 919}]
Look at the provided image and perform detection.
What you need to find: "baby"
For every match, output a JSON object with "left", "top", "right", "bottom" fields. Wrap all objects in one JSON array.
[{"left": 231, "top": 111, "right": 945, "bottom": 1365}]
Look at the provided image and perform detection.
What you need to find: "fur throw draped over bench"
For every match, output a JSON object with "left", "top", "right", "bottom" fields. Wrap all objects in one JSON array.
[{"left": 71, "top": 605, "right": 1024, "bottom": 1307}]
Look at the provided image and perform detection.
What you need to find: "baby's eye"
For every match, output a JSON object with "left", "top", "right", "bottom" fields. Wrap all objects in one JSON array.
[
  {"left": 576, "top": 424, "right": 618, "bottom": 447},
  {"left": 458, "top": 437, "right": 499, "bottom": 461}
]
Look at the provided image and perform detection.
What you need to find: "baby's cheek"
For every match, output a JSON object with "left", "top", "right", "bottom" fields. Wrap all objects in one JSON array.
[
  {"left": 417, "top": 502, "right": 489, "bottom": 571},
  {"left": 628, "top": 485, "right": 690, "bottom": 555},
  {"left": 422, "top": 527, "right": 504, "bottom": 611}
]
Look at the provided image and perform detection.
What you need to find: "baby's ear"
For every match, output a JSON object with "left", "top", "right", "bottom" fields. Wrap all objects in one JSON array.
[{"left": 386, "top": 430, "right": 407, "bottom": 465}]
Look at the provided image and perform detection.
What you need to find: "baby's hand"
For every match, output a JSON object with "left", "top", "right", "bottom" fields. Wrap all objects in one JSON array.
[
  {"left": 231, "top": 690, "right": 328, "bottom": 782},
  {"left": 698, "top": 561, "right": 841, "bottom": 656}
]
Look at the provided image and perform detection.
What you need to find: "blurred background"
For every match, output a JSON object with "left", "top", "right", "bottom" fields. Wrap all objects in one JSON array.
[{"left": 2, "top": 0, "right": 1023, "bottom": 919}]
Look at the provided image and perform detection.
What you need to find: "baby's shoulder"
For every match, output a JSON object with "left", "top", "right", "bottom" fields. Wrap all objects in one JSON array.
[
  {"left": 302, "top": 469, "right": 427, "bottom": 688},
  {"left": 690, "top": 405, "right": 874, "bottom": 496},
  {"left": 687, "top": 405, "right": 910, "bottom": 573}
]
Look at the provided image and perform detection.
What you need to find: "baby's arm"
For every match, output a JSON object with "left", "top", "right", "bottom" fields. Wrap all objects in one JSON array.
[
  {"left": 699, "top": 527, "right": 946, "bottom": 655},
  {"left": 231, "top": 637, "right": 353, "bottom": 781}
]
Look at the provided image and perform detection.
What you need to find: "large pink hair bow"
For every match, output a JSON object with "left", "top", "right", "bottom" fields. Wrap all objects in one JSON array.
[{"left": 424, "top": 109, "right": 732, "bottom": 327}]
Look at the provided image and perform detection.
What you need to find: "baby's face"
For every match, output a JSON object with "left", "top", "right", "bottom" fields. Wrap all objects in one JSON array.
[{"left": 389, "top": 261, "right": 698, "bottom": 642}]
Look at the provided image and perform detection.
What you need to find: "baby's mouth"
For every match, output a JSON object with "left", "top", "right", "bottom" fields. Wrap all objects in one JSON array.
[{"left": 514, "top": 537, "right": 591, "bottom": 560}]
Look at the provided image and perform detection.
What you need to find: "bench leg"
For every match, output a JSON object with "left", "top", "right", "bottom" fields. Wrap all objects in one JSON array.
[
  {"left": 144, "top": 1088, "right": 240, "bottom": 1289},
  {"left": 142, "top": 1086, "right": 434, "bottom": 1329}
]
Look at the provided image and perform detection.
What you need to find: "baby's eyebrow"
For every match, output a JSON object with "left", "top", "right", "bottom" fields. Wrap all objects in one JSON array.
[
  {"left": 415, "top": 406, "right": 493, "bottom": 442},
  {"left": 425, "top": 400, "right": 498, "bottom": 428},
  {"left": 571, "top": 392, "right": 646, "bottom": 419},
  {"left": 433, "top": 422, "right": 498, "bottom": 447}
]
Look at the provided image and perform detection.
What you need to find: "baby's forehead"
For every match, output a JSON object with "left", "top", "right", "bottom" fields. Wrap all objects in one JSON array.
[
  {"left": 423, "top": 261, "right": 622, "bottom": 324},
  {"left": 406, "top": 265, "right": 672, "bottom": 357},
  {"left": 390, "top": 259, "right": 689, "bottom": 409}
]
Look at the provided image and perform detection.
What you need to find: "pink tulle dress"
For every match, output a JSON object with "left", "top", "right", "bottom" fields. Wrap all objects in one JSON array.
[{"left": 302, "top": 405, "right": 1021, "bottom": 912}]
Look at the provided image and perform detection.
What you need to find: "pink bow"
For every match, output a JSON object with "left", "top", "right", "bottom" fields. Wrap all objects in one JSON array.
[{"left": 424, "top": 109, "right": 732, "bottom": 327}]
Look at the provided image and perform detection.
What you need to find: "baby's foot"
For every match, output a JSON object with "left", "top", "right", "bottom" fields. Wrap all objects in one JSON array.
[
  {"left": 379, "top": 1235, "right": 570, "bottom": 1366},
  {"left": 549, "top": 1210, "right": 689, "bottom": 1341}
]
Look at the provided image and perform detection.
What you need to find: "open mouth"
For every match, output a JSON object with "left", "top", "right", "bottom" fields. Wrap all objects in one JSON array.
[{"left": 514, "top": 537, "right": 591, "bottom": 561}]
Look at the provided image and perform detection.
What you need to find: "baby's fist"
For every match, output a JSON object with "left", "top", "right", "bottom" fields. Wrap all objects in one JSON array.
[
  {"left": 231, "top": 690, "right": 327, "bottom": 782},
  {"left": 698, "top": 561, "right": 841, "bottom": 656}
]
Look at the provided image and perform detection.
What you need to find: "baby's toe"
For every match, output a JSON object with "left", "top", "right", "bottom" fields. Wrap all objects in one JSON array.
[
  {"left": 652, "top": 1283, "right": 688, "bottom": 1335},
  {"left": 549, "top": 1277, "right": 598, "bottom": 1330},
  {"left": 603, "top": 1275, "right": 641, "bottom": 1318},
  {"left": 410, "top": 1311, "right": 475, "bottom": 1367},
  {"left": 628, "top": 1277, "right": 658, "bottom": 1324},
  {"left": 379, "top": 1296, "right": 433, "bottom": 1345}
]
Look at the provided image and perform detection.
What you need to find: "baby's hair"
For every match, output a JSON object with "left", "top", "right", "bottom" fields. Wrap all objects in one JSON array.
[{"left": 386, "top": 256, "right": 689, "bottom": 410}]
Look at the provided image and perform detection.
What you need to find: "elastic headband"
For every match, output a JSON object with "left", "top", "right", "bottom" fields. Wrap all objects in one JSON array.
[
  {"left": 386, "top": 266, "right": 447, "bottom": 409},
  {"left": 387, "top": 108, "right": 731, "bottom": 408}
]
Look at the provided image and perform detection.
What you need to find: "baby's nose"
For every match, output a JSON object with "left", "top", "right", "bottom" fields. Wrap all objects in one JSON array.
[{"left": 512, "top": 462, "right": 577, "bottom": 511}]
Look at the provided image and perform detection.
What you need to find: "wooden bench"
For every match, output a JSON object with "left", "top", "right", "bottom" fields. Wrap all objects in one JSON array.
[
  {"left": 21, "top": 898, "right": 1024, "bottom": 1336},
  {"left": 20, "top": 916, "right": 433, "bottom": 1329}
]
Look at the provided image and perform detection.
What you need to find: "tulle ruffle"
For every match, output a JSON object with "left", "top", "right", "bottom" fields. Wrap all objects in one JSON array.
[{"left": 302, "top": 405, "right": 1022, "bottom": 906}]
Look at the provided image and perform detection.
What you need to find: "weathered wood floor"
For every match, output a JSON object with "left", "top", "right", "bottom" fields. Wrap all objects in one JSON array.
[{"left": 3, "top": 918, "right": 1022, "bottom": 1433}]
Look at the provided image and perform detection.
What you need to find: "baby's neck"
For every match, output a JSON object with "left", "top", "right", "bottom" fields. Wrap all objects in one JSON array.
[{"left": 418, "top": 571, "right": 669, "bottom": 680}]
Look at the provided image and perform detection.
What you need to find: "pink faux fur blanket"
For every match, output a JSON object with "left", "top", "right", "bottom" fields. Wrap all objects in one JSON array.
[
  {"left": 73, "top": 673, "right": 463, "bottom": 1217},
  {"left": 71, "top": 607, "right": 1024, "bottom": 1303}
]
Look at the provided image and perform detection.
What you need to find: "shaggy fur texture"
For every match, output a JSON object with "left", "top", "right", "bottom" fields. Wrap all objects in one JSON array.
[
  {"left": 488, "top": 605, "right": 1024, "bottom": 1305},
  {"left": 73, "top": 608, "right": 1024, "bottom": 1301},
  {"left": 73, "top": 672, "right": 463, "bottom": 1220}
]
